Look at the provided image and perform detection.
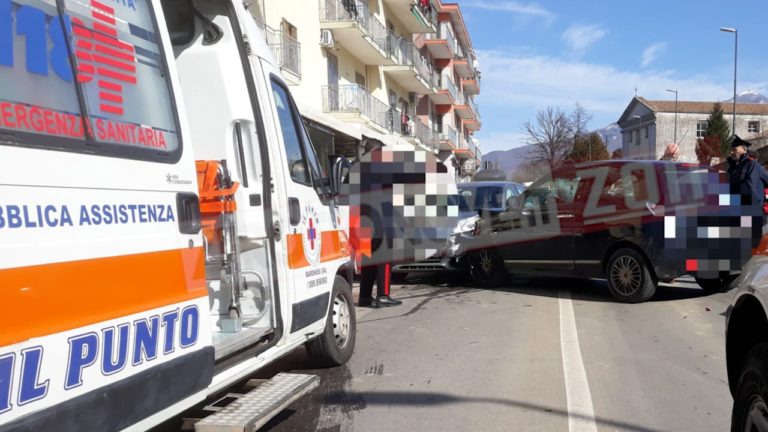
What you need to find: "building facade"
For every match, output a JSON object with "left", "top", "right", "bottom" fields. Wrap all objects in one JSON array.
[
  {"left": 618, "top": 97, "right": 768, "bottom": 162},
  {"left": 249, "top": 0, "right": 481, "bottom": 181}
]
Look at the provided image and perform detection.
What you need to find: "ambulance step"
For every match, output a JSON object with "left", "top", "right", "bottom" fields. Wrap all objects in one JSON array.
[{"left": 194, "top": 373, "right": 319, "bottom": 432}]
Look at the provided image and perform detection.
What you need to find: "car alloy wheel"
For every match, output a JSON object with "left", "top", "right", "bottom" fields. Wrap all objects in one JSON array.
[
  {"left": 610, "top": 255, "right": 642, "bottom": 296},
  {"left": 477, "top": 249, "right": 495, "bottom": 277}
]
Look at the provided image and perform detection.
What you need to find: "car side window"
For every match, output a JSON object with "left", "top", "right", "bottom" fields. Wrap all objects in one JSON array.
[
  {"left": 271, "top": 80, "right": 311, "bottom": 185},
  {"left": 523, "top": 176, "right": 580, "bottom": 211}
]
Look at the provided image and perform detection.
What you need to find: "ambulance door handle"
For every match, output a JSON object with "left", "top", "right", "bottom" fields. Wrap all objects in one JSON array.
[
  {"left": 273, "top": 220, "right": 281, "bottom": 239},
  {"left": 289, "top": 197, "right": 300, "bottom": 226},
  {"left": 176, "top": 193, "right": 201, "bottom": 234}
]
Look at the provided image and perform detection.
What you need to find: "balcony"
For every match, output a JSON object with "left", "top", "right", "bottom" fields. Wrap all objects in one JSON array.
[
  {"left": 430, "top": 75, "right": 458, "bottom": 105},
  {"left": 461, "top": 76, "right": 479, "bottom": 95},
  {"left": 253, "top": 19, "right": 302, "bottom": 82},
  {"left": 408, "top": 118, "right": 438, "bottom": 152},
  {"left": 382, "top": 0, "right": 437, "bottom": 33},
  {"left": 268, "top": 32, "right": 301, "bottom": 81},
  {"left": 453, "top": 134, "right": 475, "bottom": 160},
  {"left": 415, "top": 22, "right": 455, "bottom": 59},
  {"left": 322, "top": 85, "right": 393, "bottom": 132},
  {"left": 320, "top": 0, "right": 393, "bottom": 65},
  {"left": 455, "top": 94, "right": 479, "bottom": 122},
  {"left": 453, "top": 59, "right": 476, "bottom": 80},
  {"left": 383, "top": 43, "right": 435, "bottom": 94},
  {"left": 462, "top": 116, "right": 481, "bottom": 132},
  {"left": 438, "top": 123, "right": 458, "bottom": 150}
]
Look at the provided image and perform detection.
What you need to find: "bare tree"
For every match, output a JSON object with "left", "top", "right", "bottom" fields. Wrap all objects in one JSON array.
[
  {"left": 521, "top": 106, "right": 574, "bottom": 173},
  {"left": 570, "top": 102, "right": 592, "bottom": 138}
]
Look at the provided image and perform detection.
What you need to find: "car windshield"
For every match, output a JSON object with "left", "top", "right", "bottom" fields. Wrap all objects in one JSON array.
[{"left": 458, "top": 186, "right": 504, "bottom": 211}]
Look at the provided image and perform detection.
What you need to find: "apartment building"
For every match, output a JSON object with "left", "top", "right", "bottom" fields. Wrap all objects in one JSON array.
[{"left": 249, "top": 0, "right": 481, "bottom": 181}]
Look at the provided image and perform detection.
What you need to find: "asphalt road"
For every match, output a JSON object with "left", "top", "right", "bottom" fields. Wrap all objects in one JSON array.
[{"left": 241, "top": 273, "right": 734, "bottom": 432}]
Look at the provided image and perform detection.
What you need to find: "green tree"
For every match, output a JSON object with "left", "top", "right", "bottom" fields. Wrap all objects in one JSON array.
[
  {"left": 566, "top": 132, "right": 609, "bottom": 162},
  {"left": 705, "top": 102, "right": 731, "bottom": 157}
]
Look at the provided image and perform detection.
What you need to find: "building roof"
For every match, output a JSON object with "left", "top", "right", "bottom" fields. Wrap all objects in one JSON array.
[
  {"left": 617, "top": 96, "right": 768, "bottom": 125},
  {"left": 638, "top": 97, "right": 768, "bottom": 115}
]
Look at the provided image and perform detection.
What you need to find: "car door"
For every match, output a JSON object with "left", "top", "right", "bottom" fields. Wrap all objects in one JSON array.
[{"left": 498, "top": 171, "right": 581, "bottom": 274}]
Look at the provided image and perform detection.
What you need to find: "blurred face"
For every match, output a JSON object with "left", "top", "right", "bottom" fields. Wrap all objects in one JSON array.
[{"left": 731, "top": 145, "right": 746, "bottom": 159}]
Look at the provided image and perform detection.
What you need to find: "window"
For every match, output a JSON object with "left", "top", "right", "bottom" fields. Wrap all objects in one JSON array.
[
  {"left": 272, "top": 81, "right": 310, "bottom": 185},
  {"left": 749, "top": 121, "right": 760, "bottom": 134},
  {"left": 697, "top": 120, "right": 708, "bottom": 138},
  {"left": 523, "top": 174, "right": 581, "bottom": 212},
  {"left": 0, "top": 0, "right": 181, "bottom": 161},
  {"left": 645, "top": 126, "right": 649, "bottom": 139}
]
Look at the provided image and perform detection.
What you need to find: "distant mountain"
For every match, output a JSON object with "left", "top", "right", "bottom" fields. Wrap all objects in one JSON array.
[
  {"left": 726, "top": 90, "right": 768, "bottom": 104},
  {"left": 482, "top": 123, "right": 622, "bottom": 174},
  {"left": 595, "top": 123, "right": 622, "bottom": 152},
  {"left": 482, "top": 145, "right": 531, "bottom": 174}
]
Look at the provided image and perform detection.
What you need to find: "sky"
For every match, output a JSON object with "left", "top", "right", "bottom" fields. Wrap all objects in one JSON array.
[{"left": 463, "top": 0, "right": 768, "bottom": 154}]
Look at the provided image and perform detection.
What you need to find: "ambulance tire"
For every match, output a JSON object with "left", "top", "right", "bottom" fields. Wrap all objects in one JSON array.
[{"left": 306, "top": 276, "right": 356, "bottom": 368}]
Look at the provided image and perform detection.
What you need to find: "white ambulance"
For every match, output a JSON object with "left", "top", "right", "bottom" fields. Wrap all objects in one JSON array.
[{"left": 0, "top": 0, "right": 355, "bottom": 430}]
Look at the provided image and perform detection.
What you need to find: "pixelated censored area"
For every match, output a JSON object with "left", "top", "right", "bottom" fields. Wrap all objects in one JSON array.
[
  {"left": 663, "top": 192, "right": 765, "bottom": 276},
  {"left": 347, "top": 147, "right": 459, "bottom": 264}
]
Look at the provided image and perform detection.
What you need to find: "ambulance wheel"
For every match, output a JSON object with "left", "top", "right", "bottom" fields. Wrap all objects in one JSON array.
[{"left": 306, "top": 276, "right": 356, "bottom": 367}]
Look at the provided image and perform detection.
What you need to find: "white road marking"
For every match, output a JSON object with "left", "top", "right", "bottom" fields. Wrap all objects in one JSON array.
[{"left": 559, "top": 289, "right": 598, "bottom": 432}]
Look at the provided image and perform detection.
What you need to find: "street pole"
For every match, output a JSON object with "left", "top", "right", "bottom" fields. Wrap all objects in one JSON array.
[
  {"left": 666, "top": 89, "right": 678, "bottom": 143},
  {"left": 721, "top": 27, "right": 738, "bottom": 138}
]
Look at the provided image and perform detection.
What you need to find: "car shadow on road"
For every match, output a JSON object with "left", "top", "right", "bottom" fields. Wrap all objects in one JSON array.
[
  {"left": 394, "top": 272, "right": 711, "bottom": 304},
  {"left": 485, "top": 277, "right": 710, "bottom": 304},
  {"left": 321, "top": 390, "right": 667, "bottom": 432}
]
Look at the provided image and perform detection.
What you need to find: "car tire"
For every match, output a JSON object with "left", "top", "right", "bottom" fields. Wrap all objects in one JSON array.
[
  {"left": 696, "top": 274, "right": 737, "bottom": 294},
  {"left": 731, "top": 342, "right": 768, "bottom": 432},
  {"left": 468, "top": 248, "right": 506, "bottom": 288},
  {"left": 605, "top": 248, "right": 656, "bottom": 303},
  {"left": 305, "top": 276, "right": 356, "bottom": 367}
]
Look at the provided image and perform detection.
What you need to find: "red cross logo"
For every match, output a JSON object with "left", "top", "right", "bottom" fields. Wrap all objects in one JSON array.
[{"left": 307, "top": 218, "right": 317, "bottom": 250}]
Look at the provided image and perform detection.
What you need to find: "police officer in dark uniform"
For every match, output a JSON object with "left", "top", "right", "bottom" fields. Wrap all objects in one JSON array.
[{"left": 727, "top": 135, "right": 768, "bottom": 230}]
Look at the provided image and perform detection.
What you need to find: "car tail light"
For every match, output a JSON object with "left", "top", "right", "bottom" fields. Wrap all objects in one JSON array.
[{"left": 685, "top": 259, "right": 698, "bottom": 271}]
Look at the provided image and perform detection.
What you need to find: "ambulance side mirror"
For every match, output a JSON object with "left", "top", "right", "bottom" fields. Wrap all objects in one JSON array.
[{"left": 328, "top": 155, "right": 351, "bottom": 197}]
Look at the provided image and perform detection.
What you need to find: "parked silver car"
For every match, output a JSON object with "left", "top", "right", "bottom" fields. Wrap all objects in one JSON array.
[
  {"left": 726, "top": 246, "right": 768, "bottom": 431},
  {"left": 391, "top": 181, "right": 524, "bottom": 279}
]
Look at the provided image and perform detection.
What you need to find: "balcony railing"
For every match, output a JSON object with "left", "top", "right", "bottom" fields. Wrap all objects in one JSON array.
[
  {"left": 414, "top": 0, "right": 438, "bottom": 31},
  {"left": 320, "top": 0, "right": 390, "bottom": 54},
  {"left": 413, "top": 118, "right": 437, "bottom": 150},
  {"left": 440, "top": 75, "right": 459, "bottom": 104},
  {"left": 438, "top": 22, "right": 456, "bottom": 55},
  {"left": 390, "top": 42, "right": 433, "bottom": 85},
  {"left": 467, "top": 96, "right": 480, "bottom": 120},
  {"left": 252, "top": 18, "right": 301, "bottom": 77},
  {"left": 269, "top": 32, "right": 301, "bottom": 77},
  {"left": 438, "top": 123, "right": 458, "bottom": 146},
  {"left": 415, "top": 22, "right": 456, "bottom": 56},
  {"left": 322, "top": 85, "right": 392, "bottom": 130}
]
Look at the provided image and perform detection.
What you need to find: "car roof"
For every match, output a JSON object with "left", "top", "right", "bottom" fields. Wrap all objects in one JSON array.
[{"left": 458, "top": 181, "right": 523, "bottom": 188}]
